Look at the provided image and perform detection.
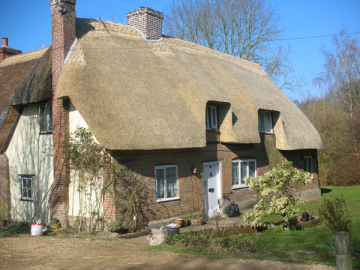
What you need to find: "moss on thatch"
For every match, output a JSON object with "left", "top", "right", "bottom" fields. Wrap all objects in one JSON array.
[{"left": 9, "top": 47, "right": 52, "bottom": 106}]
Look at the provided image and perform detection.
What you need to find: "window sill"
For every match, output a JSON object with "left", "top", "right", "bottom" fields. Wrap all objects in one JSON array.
[
  {"left": 20, "top": 199, "right": 33, "bottom": 202},
  {"left": 231, "top": 186, "right": 249, "bottom": 190},
  {"left": 259, "top": 131, "right": 273, "bottom": 134},
  {"left": 39, "top": 131, "right": 53, "bottom": 135},
  {"left": 156, "top": 197, "right": 180, "bottom": 203}
]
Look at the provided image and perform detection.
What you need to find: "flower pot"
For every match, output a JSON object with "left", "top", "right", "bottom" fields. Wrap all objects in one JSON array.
[{"left": 173, "top": 218, "right": 184, "bottom": 227}]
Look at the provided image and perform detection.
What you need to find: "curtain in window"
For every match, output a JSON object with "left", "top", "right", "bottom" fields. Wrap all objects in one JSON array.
[
  {"left": 232, "top": 162, "right": 239, "bottom": 185},
  {"left": 166, "top": 167, "right": 177, "bottom": 198},
  {"left": 264, "top": 112, "right": 271, "bottom": 132},
  {"left": 156, "top": 169, "right": 165, "bottom": 199}
]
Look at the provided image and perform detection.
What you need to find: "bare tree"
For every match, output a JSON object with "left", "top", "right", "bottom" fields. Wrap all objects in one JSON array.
[
  {"left": 313, "top": 29, "right": 360, "bottom": 117},
  {"left": 164, "top": 0, "right": 304, "bottom": 91}
]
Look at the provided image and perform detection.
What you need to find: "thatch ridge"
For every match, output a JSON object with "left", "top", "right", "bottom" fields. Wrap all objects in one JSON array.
[
  {"left": 0, "top": 48, "right": 46, "bottom": 68},
  {"left": 56, "top": 18, "right": 322, "bottom": 151},
  {"left": 9, "top": 47, "right": 52, "bottom": 105}
]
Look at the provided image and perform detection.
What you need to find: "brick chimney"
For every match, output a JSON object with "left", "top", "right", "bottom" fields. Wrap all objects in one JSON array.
[
  {"left": 127, "top": 7, "right": 164, "bottom": 40},
  {"left": 0, "top": 38, "right": 22, "bottom": 63},
  {"left": 49, "top": 0, "right": 76, "bottom": 224}
]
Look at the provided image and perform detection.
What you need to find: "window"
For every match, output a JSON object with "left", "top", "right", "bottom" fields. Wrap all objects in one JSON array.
[
  {"left": 258, "top": 111, "right": 273, "bottom": 133},
  {"left": 232, "top": 159, "right": 256, "bottom": 188},
  {"left": 304, "top": 156, "right": 313, "bottom": 177},
  {"left": 206, "top": 105, "right": 218, "bottom": 130},
  {"left": 155, "top": 165, "right": 179, "bottom": 201},
  {"left": 0, "top": 108, "right": 8, "bottom": 126},
  {"left": 21, "top": 175, "right": 33, "bottom": 201},
  {"left": 39, "top": 103, "right": 52, "bottom": 133}
]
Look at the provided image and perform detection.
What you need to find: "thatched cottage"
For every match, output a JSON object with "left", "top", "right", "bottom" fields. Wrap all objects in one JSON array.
[{"left": 0, "top": 1, "right": 322, "bottom": 224}]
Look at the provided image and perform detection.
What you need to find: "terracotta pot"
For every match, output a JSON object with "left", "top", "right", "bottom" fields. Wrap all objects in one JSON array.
[{"left": 173, "top": 218, "right": 184, "bottom": 227}]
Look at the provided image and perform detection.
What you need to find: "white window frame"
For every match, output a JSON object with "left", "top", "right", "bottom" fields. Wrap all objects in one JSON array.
[
  {"left": 39, "top": 103, "right": 52, "bottom": 133},
  {"left": 155, "top": 165, "right": 180, "bottom": 202},
  {"left": 232, "top": 159, "right": 257, "bottom": 189},
  {"left": 206, "top": 105, "right": 218, "bottom": 130},
  {"left": 258, "top": 111, "right": 273, "bottom": 133},
  {"left": 21, "top": 175, "right": 33, "bottom": 201},
  {"left": 304, "top": 156, "right": 313, "bottom": 178}
]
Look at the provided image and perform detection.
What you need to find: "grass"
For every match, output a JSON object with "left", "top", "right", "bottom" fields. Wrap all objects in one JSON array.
[{"left": 149, "top": 186, "right": 360, "bottom": 267}]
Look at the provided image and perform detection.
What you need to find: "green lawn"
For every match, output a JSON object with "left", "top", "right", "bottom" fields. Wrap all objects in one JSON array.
[{"left": 150, "top": 185, "right": 360, "bottom": 267}]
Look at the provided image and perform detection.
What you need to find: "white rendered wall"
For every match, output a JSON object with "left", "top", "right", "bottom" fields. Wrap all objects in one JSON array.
[
  {"left": 68, "top": 102, "right": 103, "bottom": 223},
  {"left": 6, "top": 105, "right": 53, "bottom": 222}
]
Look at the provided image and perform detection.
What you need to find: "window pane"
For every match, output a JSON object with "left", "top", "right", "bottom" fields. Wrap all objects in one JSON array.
[
  {"left": 206, "top": 106, "right": 211, "bottom": 128},
  {"left": 265, "top": 112, "right": 271, "bottom": 132},
  {"left": 259, "top": 112, "right": 265, "bottom": 132},
  {"left": 166, "top": 167, "right": 177, "bottom": 198},
  {"left": 232, "top": 162, "right": 239, "bottom": 185},
  {"left": 211, "top": 107, "right": 217, "bottom": 128},
  {"left": 156, "top": 169, "right": 165, "bottom": 199},
  {"left": 241, "top": 162, "right": 247, "bottom": 184},
  {"left": 249, "top": 161, "right": 256, "bottom": 177}
]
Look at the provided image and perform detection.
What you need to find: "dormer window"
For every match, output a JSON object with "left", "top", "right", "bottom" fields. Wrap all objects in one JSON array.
[
  {"left": 206, "top": 105, "right": 218, "bottom": 130},
  {"left": 258, "top": 110, "right": 273, "bottom": 133}
]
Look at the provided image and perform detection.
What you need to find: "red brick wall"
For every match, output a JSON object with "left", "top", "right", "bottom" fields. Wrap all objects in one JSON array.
[
  {"left": 110, "top": 134, "right": 319, "bottom": 221},
  {"left": 127, "top": 7, "right": 164, "bottom": 40},
  {"left": 0, "top": 154, "right": 10, "bottom": 219},
  {"left": 49, "top": 0, "right": 76, "bottom": 224}
]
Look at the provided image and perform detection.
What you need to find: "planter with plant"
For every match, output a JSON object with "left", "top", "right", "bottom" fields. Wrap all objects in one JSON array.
[{"left": 319, "top": 195, "right": 352, "bottom": 270}]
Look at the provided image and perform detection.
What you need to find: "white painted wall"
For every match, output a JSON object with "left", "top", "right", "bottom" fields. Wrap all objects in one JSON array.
[
  {"left": 68, "top": 102, "right": 104, "bottom": 223},
  {"left": 6, "top": 105, "right": 53, "bottom": 222}
]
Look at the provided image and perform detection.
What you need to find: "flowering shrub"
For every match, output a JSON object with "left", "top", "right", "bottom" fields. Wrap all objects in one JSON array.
[{"left": 243, "top": 160, "right": 312, "bottom": 228}]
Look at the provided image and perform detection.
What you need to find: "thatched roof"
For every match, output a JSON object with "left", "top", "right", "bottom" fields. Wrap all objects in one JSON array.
[
  {"left": 0, "top": 48, "right": 47, "bottom": 152},
  {"left": 9, "top": 47, "right": 52, "bottom": 106},
  {"left": 56, "top": 18, "right": 322, "bottom": 151}
]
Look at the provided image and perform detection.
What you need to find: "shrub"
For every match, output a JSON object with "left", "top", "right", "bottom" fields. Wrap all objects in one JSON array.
[
  {"left": 318, "top": 195, "right": 351, "bottom": 233},
  {"left": 243, "top": 160, "right": 312, "bottom": 227}
]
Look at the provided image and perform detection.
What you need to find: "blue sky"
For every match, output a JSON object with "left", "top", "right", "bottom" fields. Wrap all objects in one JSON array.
[{"left": 1, "top": 0, "right": 359, "bottom": 101}]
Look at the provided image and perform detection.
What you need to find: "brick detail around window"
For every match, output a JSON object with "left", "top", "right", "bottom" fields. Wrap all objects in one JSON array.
[
  {"left": 0, "top": 154, "right": 11, "bottom": 219},
  {"left": 127, "top": 7, "right": 164, "bottom": 40},
  {"left": 49, "top": 0, "right": 76, "bottom": 224}
]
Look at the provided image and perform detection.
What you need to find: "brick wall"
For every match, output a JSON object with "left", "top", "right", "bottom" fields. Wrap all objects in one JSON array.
[
  {"left": 127, "top": 7, "right": 164, "bottom": 40},
  {"left": 49, "top": 0, "right": 76, "bottom": 224},
  {"left": 110, "top": 134, "right": 319, "bottom": 221},
  {"left": 0, "top": 154, "right": 10, "bottom": 219}
]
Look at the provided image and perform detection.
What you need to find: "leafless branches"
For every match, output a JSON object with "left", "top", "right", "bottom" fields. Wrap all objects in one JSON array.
[{"left": 164, "top": 0, "right": 304, "bottom": 90}]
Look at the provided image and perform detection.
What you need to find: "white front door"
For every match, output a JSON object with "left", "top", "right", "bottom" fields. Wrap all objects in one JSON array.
[{"left": 203, "top": 161, "right": 222, "bottom": 218}]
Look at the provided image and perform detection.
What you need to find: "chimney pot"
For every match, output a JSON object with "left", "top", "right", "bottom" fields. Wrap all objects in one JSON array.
[{"left": 2, "top": 38, "right": 8, "bottom": 47}]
